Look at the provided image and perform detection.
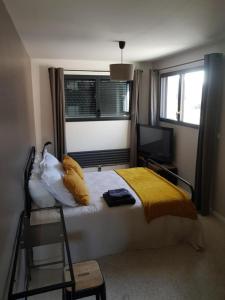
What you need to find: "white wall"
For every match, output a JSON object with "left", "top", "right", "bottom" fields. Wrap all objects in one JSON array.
[
  {"left": 141, "top": 38, "right": 225, "bottom": 217},
  {"left": 30, "top": 42, "right": 225, "bottom": 218},
  {"left": 136, "top": 60, "right": 200, "bottom": 186},
  {"left": 0, "top": 2, "right": 35, "bottom": 298},
  {"left": 161, "top": 122, "right": 199, "bottom": 185},
  {"left": 153, "top": 50, "right": 204, "bottom": 186},
  {"left": 136, "top": 59, "right": 202, "bottom": 185},
  {"left": 66, "top": 120, "right": 130, "bottom": 152},
  {"left": 213, "top": 70, "right": 225, "bottom": 217},
  {"left": 31, "top": 58, "right": 135, "bottom": 151}
]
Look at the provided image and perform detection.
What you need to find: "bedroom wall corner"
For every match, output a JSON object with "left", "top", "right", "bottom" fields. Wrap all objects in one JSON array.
[
  {"left": 31, "top": 59, "right": 53, "bottom": 151},
  {"left": 148, "top": 39, "right": 225, "bottom": 217},
  {"left": 31, "top": 59, "right": 139, "bottom": 153},
  {"left": 213, "top": 65, "right": 225, "bottom": 217},
  {"left": 0, "top": 1, "right": 35, "bottom": 298},
  {"left": 135, "top": 61, "right": 153, "bottom": 125}
]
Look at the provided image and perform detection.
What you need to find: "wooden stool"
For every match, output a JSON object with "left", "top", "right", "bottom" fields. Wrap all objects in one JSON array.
[{"left": 64, "top": 260, "right": 106, "bottom": 300}]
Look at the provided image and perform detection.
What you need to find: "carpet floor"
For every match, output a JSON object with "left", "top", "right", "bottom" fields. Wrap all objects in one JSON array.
[{"left": 32, "top": 215, "right": 225, "bottom": 300}]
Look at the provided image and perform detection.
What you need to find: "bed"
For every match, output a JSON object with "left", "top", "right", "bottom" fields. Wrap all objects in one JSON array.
[{"left": 25, "top": 146, "right": 204, "bottom": 263}]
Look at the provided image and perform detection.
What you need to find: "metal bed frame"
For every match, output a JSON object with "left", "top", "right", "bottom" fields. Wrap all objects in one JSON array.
[
  {"left": 8, "top": 143, "right": 195, "bottom": 299},
  {"left": 24, "top": 146, "right": 36, "bottom": 218},
  {"left": 24, "top": 141, "right": 52, "bottom": 217},
  {"left": 147, "top": 158, "right": 194, "bottom": 201},
  {"left": 8, "top": 145, "right": 75, "bottom": 300}
]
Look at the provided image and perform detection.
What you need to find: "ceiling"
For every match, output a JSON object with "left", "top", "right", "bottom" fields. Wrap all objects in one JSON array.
[{"left": 3, "top": 0, "right": 225, "bottom": 62}]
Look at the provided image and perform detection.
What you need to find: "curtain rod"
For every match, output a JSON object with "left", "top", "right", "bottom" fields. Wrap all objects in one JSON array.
[
  {"left": 65, "top": 69, "right": 110, "bottom": 72},
  {"left": 65, "top": 69, "right": 142, "bottom": 73},
  {"left": 155, "top": 58, "right": 204, "bottom": 72}
]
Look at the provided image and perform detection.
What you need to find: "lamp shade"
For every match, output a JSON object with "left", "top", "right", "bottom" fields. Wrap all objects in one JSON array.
[{"left": 110, "top": 64, "right": 134, "bottom": 81}]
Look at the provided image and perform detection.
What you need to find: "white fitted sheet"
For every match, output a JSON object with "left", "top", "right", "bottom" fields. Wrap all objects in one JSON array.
[{"left": 32, "top": 170, "right": 204, "bottom": 262}]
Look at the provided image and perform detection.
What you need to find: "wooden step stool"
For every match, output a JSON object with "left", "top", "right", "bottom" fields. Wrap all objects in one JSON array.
[{"left": 64, "top": 260, "right": 106, "bottom": 300}]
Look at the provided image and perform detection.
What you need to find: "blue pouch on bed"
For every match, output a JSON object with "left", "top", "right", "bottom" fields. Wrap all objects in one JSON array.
[
  {"left": 108, "top": 188, "right": 131, "bottom": 198},
  {"left": 103, "top": 190, "right": 135, "bottom": 207}
]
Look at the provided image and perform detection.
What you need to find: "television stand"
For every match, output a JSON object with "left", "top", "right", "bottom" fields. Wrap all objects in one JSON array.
[{"left": 138, "top": 155, "right": 178, "bottom": 185}]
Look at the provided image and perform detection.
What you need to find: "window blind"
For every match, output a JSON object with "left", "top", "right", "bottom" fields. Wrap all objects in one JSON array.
[
  {"left": 99, "top": 80, "right": 130, "bottom": 117},
  {"left": 64, "top": 75, "right": 131, "bottom": 121},
  {"left": 65, "top": 79, "right": 96, "bottom": 119}
]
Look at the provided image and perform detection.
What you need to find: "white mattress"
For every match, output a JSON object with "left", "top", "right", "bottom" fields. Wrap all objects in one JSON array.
[{"left": 32, "top": 170, "right": 204, "bottom": 263}]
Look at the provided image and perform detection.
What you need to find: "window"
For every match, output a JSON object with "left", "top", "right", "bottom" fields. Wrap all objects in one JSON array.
[
  {"left": 160, "top": 69, "right": 204, "bottom": 126},
  {"left": 64, "top": 75, "right": 132, "bottom": 121}
]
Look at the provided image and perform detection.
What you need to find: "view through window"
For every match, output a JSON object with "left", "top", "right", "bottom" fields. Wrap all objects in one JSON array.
[{"left": 160, "top": 69, "right": 204, "bottom": 126}]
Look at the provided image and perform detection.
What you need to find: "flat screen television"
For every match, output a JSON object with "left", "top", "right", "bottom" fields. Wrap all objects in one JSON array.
[{"left": 138, "top": 125, "right": 174, "bottom": 163}]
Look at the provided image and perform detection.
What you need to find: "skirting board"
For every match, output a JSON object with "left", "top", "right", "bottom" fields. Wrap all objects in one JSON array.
[{"left": 212, "top": 211, "right": 225, "bottom": 224}]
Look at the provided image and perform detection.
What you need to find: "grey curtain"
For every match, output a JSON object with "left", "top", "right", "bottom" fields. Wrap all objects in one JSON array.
[
  {"left": 130, "top": 69, "right": 142, "bottom": 167},
  {"left": 195, "top": 53, "right": 224, "bottom": 215},
  {"left": 48, "top": 67, "right": 66, "bottom": 161},
  {"left": 149, "top": 69, "right": 160, "bottom": 126}
]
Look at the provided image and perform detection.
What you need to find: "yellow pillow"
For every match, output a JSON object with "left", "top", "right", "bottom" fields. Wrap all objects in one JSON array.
[
  {"left": 63, "top": 169, "right": 89, "bottom": 206},
  {"left": 63, "top": 155, "right": 84, "bottom": 179}
]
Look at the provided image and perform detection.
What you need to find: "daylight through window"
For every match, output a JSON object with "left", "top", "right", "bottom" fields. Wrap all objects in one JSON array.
[{"left": 160, "top": 69, "right": 204, "bottom": 126}]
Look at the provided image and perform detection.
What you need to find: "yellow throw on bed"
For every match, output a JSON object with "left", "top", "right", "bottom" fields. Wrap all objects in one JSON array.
[{"left": 115, "top": 167, "right": 197, "bottom": 222}]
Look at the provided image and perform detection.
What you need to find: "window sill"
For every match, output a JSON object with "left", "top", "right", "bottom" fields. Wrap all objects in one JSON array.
[
  {"left": 160, "top": 118, "right": 199, "bottom": 129},
  {"left": 66, "top": 116, "right": 131, "bottom": 122}
]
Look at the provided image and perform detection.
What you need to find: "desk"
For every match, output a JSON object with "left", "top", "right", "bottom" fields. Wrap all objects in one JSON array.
[{"left": 8, "top": 207, "right": 74, "bottom": 299}]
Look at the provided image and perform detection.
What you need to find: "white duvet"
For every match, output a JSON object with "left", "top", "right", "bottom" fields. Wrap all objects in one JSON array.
[{"left": 32, "top": 170, "right": 204, "bottom": 263}]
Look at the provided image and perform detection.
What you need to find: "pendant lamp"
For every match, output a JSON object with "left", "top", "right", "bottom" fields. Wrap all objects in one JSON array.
[{"left": 110, "top": 41, "right": 134, "bottom": 81}]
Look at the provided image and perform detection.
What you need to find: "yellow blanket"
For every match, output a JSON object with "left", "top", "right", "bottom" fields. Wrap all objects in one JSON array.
[{"left": 115, "top": 167, "right": 197, "bottom": 222}]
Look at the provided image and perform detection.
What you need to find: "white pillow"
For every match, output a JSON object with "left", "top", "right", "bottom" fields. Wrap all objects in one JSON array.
[
  {"left": 41, "top": 164, "right": 77, "bottom": 207},
  {"left": 29, "top": 178, "right": 56, "bottom": 208},
  {"left": 40, "top": 150, "right": 62, "bottom": 173}
]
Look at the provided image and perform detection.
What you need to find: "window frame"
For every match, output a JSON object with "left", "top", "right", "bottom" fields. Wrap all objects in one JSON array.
[
  {"left": 64, "top": 74, "right": 132, "bottom": 122},
  {"left": 159, "top": 66, "right": 204, "bottom": 129}
]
